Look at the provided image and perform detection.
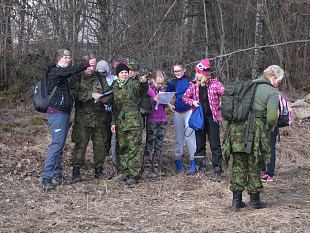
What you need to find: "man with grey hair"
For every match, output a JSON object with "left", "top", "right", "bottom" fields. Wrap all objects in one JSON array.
[{"left": 223, "top": 65, "right": 284, "bottom": 210}]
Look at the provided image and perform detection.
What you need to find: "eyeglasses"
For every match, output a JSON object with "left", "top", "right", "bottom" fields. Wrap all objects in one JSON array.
[{"left": 173, "top": 70, "right": 184, "bottom": 73}]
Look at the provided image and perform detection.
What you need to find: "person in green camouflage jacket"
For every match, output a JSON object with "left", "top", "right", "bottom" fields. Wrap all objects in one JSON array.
[
  {"left": 111, "top": 63, "right": 148, "bottom": 185},
  {"left": 223, "top": 65, "right": 284, "bottom": 209},
  {"left": 70, "top": 54, "right": 112, "bottom": 182}
]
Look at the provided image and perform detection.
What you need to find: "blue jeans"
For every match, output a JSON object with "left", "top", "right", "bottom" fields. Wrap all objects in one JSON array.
[{"left": 42, "top": 112, "right": 70, "bottom": 180}]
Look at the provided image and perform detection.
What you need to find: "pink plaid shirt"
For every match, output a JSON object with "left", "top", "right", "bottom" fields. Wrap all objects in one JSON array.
[{"left": 182, "top": 78, "right": 224, "bottom": 122}]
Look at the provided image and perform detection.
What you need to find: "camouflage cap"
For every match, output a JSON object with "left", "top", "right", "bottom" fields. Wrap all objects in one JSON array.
[
  {"left": 127, "top": 59, "right": 140, "bottom": 71},
  {"left": 138, "top": 66, "right": 152, "bottom": 78}
]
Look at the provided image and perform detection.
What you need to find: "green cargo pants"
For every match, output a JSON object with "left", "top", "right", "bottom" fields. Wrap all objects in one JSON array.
[{"left": 230, "top": 152, "right": 264, "bottom": 193}]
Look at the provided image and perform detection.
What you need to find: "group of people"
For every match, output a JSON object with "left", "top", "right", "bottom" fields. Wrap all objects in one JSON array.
[{"left": 41, "top": 48, "right": 285, "bottom": 210}]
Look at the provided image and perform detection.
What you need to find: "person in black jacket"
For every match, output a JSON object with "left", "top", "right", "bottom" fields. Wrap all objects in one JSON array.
[{"left": 42, "top": 49, "right": 96, "bottom": 191}]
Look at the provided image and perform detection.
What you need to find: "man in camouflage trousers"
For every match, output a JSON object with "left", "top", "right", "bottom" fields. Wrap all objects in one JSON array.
[
  {"left": 70, "top": 54, "right": 112, "bottom": 182},
  {"left": 223, "top": 65, "right": 284, "bottom": 209},
  {"left": 111, "top": 63, "right": 148, "bottom": 185}
]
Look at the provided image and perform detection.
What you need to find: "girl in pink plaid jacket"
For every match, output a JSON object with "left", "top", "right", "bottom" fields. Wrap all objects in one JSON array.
[{"left": 182, "top": 58, "right": 224, "bottom": 182}]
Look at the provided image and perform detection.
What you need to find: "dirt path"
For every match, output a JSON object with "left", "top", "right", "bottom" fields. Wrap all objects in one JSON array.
[{"left": 0, "top": 100, "right": 309, "bottom": 233}]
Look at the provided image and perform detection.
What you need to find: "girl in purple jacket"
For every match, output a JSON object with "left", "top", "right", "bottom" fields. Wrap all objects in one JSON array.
[{"left": 143, "top": 70, "right": 168, "bottom": 178}]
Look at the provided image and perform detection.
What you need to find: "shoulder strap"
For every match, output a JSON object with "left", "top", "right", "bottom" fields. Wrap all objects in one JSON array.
[
  {"left": 45, "top": 68, "right": 58, "bottom": 95},
  {"left": 127, "top": 78, "right": 133, "bottom": 95},
  {"left": 252, "top": 80, "right": 274, "bottom": 88},
  {"left": 127, "top": 78, "right": 139, "bottom": 101},
  {"left": 172, "top": 78, "right": 177, "bottom": 92},
  {"left": 96, "top": 73, "right": 109, "bottom": 91},
  {"left": 172, "top": 76, "right": 191, "bottom": 92}
]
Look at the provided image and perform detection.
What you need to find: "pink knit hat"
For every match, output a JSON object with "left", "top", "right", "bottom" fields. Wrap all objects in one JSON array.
[{"left": 195, "top": 59, "right": 211, "bottom": 75}]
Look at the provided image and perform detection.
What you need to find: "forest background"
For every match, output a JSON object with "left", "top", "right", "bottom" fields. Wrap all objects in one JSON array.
[
  {"left": 0, "top": 1, "right": 310, "bottom": 232},
  {"left": 1, "top": 0, "right": 310, "bottom": 93}
]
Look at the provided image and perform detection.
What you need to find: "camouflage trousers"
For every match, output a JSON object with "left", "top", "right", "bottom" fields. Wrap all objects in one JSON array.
[
  {"left": 116, "top": 127, "right": 143, "bottom": 177},
  {"left": 230, "top": 152, "right": 264, "bottom": 193},
  {"left": 144, "top": 121, "right": 168, "bottom": 158},
  {"left": 72, "top": 124, "right": 108, "bottom": 169}
]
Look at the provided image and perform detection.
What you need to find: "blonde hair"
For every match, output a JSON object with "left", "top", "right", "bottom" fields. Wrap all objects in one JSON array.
[
  {"left": 264, "top": 65, "right": 284, "bottom": 81},
  {"left": 152, "top": 69, "right": 166, "bottom": 80},
  {"left": 195, "top": 73, "right": 209, "bottom": 86}
]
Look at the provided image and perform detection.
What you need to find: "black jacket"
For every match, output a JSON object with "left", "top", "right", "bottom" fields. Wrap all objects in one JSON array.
[{"left": 47, "top": 62, "right": 88, "bottom": 112}]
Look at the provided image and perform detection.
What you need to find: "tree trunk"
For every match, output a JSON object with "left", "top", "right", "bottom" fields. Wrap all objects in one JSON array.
[
  {"left": 0, "top": 0, "right": 12, "bottom": 88},
  {"left": 203, "top": 0, "right": 209, "bottom": 57},
  {"left": 252, "top": 0, "right": 264, "bottom": 79}
]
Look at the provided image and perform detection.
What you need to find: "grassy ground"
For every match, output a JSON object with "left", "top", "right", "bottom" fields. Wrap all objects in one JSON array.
[{"left": 0, "top": 98, "right": 309, "bottom": 233}]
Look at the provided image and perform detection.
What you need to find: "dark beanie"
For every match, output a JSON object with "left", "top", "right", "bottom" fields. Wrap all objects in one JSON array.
[{"left": 115, "top": 63, "right": 129, "bottom": 76}]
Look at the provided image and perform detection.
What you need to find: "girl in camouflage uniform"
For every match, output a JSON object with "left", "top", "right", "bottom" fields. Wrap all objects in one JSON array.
[{"left": 111, "top": 63, "right": 148, "bottom": 185}]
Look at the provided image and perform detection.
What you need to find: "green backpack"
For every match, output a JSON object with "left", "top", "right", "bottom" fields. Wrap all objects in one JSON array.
[{"left": 221, "top": 80, "right": 272, "bottom": 122}]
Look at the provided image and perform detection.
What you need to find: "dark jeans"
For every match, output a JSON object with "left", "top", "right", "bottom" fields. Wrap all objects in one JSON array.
[
  {"left": 263, "top": 127, "right": 279, "bottom": 176},
  {"left": 194, "top": 115, "right": 222, "bottom": 169},
  {"left": 42, "top": 112, "right": 70, "bottom": 180}
]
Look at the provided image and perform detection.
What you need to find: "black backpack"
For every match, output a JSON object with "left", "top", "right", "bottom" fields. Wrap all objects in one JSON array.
[
  {"left": 221, "top": 80, "right": 272, "bottom": 122},
  {"left": 33, "top": 72, "right": 57, "bottom": 113}
]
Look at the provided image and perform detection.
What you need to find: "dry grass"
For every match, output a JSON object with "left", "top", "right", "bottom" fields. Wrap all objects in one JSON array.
[{"left": 0, "top": 98, "right": 309, "bottom": 233}]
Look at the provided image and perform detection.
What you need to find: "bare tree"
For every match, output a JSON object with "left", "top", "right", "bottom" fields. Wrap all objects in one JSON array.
[
  {"left": 252, "top": 0, "right": 264, "bottom": 79},
  {"left": 0, "top": 0, "right": 13, "bottom": 88},
  {"left": 0, "top": 0, "right": 309, "bottom": 91}
]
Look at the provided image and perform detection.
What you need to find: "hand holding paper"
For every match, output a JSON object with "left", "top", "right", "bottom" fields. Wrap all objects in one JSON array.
[
  {"left": 93, "top": 89, "right": 113, "bottom": 103},
  {"left": 155, "top": 91, "right": 175, "bottom": 109}
]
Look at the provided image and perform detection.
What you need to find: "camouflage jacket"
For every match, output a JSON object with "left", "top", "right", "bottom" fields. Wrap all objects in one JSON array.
[
  {"left": 111, "top": 78, "right": 148, "bottom": 131},
  {"left": 222, "top": 75, "right": 279, "bottom": 167},
  {"left": 70, "top": 72, "right": 111, "bottom": 127},
  {"left": 223, "top": 118, "right": 271, "bottom": 167}
]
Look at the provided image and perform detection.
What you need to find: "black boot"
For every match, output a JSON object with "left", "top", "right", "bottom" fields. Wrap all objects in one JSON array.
[
  {"left": 94, "top": 167, "right": 112, "bottom": 180},
  {"left": 250, "top": 192, "right": 266, "bottom": 209},
  {"left": 72, "top": 166, "right": 82, "bottom": 183},
  {"left": 195, "top": 157, "right": 207, "bottom": 172},
  {"left": 212, "top": 166, "right": 222, "bottom": 182},
  {"left": 231, "top": 190, "right": 246, "bottom": 210},
  {"left": 42, "top": 178, "right": 55, "bottom": 191},
  {"left": 126, "top": 176, "right": 138, "bottom": 185},
  {"left": 52, "top": 176, "right": 69, "bottom": 186}
]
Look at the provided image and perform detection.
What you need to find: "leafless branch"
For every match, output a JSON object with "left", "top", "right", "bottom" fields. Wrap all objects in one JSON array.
[{"left": 188, "top": 39, "right": 310, "bottom": 65}]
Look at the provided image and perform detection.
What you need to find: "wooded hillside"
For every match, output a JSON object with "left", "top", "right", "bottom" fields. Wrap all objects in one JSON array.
[{"left": 1, "top": 0, "right": 309, "bottom": 92}]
